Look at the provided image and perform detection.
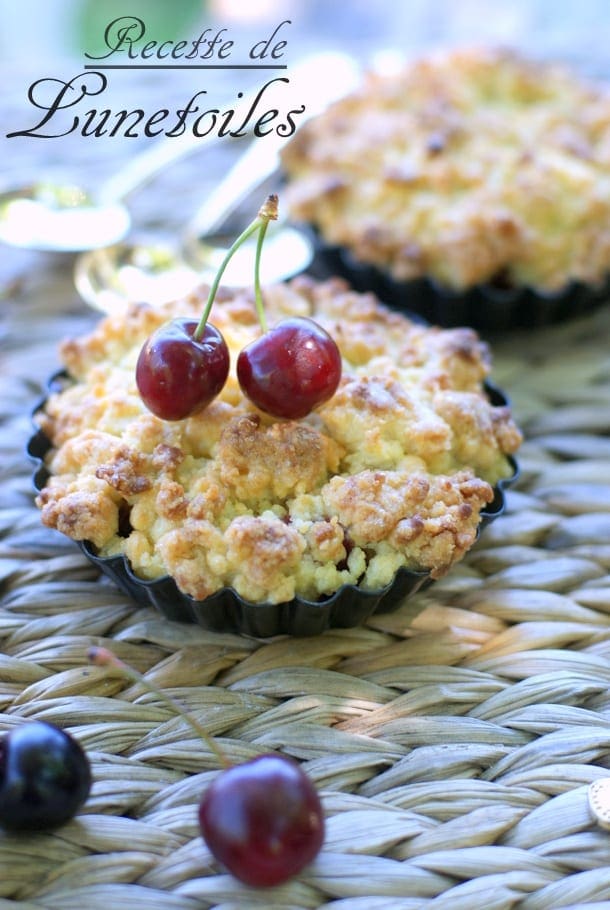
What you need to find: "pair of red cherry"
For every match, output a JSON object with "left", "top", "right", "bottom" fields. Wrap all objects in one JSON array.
[{"left": 136, "top": 196, "right": 341, "bottom": 422}]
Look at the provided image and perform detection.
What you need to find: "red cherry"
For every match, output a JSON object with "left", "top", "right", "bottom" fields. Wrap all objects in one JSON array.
[
  {"left": 237, "top": 317, "right": 342, "bottom": 419},
  {"left": 89, "top": 648, "right": 324, "bottom": 888},
  {"left": 198, "top": 753, "right": 325, "bottom": 887},
  {"left": 136, "top": 317, "right": 229, "bottom": 421}
]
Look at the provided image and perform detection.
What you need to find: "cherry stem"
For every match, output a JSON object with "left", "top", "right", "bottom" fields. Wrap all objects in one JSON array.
[
  {"left": 193, "top": 194, "right": 278, "bottom": 342},
  {"left": 87, "top": 645, "right": 231, "bottom": 769},
  {"left": 253, "top": 214, "right": 270, "bottom": 334}
]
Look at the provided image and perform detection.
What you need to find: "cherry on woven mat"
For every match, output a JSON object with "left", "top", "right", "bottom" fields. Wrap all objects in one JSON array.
[
  {"left": 198, "top": 753, "right": 325, "bottom": 887},
  {"left": 89, "top": 646, "right": 325, "bottom": 886},
  {"left": 0, "top": 720, "right": 91, "bottom": 831}
]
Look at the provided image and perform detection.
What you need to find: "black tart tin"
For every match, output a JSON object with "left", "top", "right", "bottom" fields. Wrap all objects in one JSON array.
[
  {"left": 307, "top": 232, "right": 610, "bottom": 333},
  {"left": 28, "top": 373, "right": 518, "bottom": 638}
]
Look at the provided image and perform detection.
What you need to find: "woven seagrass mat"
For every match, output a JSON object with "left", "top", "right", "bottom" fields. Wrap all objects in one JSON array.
[{"left": 2, "top": 251, "right": 610, "bottom": 910}]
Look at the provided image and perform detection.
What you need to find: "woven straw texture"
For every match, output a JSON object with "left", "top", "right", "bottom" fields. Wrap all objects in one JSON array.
[{"left": 2, "top": 259, "right": 610, "bottom": 909}]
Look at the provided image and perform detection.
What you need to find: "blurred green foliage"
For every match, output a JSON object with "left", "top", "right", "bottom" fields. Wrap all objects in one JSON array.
[{"left": 73, "top": 0, "right": 206, "bottom": 57}]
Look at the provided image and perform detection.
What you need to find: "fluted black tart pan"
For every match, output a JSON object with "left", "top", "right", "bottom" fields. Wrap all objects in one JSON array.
[
  {"left": 28, "top": 373, "right": 518, "bottom": 638},
  {"left": 307, "top": 233, "right": 610, "bottom": 333}
]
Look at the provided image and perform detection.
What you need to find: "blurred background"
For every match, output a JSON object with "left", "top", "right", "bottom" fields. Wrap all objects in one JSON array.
[
  {"left": 1, "top": 0, "right": 609, "bottom": 281},
  {"left": 2, "top": 0, "right": 609, "bottom": 69}
]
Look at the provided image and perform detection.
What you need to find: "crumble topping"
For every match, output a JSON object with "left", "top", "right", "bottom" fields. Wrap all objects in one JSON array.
[
  {"left": 281, "top": 48, "right": 610, "bottom": 291},
  {"left": 35, "top": 276, "right": 521, "bottom": 603}
]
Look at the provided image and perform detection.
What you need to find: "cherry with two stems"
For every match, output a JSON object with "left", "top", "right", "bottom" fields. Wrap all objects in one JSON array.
[{"left": 89, "top": 646, "right": 324, "bottom": 888}]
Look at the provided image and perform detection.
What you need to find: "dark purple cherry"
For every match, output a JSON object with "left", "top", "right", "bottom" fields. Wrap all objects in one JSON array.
[
  {"left": 136, "top": 317, "right": 230, "bottom": 421},
  {"left": 198, "top": 753, "right": 324, "bottom": 887},
  {"left": 236, "top": 316, "right": 342, "bottom": 419},
  {"left": 0, "top": 721, "right": 91, "bottom": 831}
]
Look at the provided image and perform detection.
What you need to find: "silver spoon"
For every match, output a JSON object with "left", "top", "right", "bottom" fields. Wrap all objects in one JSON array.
[
  {"left": 74, "top": 222, "right": 314, "bottom": 314},
  {"left": 0, "top": 52, "right": 359, "bottom": 255},
  {"left": 0, "top": 181, "right": 131, "bottom": 252},
  {"left": 0, "top": 131, "right": 208, "bottom": 252},
  {"left": 74, "top": 130, "right": 316, "bottom": 313}
]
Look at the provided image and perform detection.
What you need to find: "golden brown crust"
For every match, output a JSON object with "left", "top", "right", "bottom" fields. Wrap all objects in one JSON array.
[
  {"left": 281, "top": 47, "right": 610, "bottom": 291},
  {"left": 35, "top": 277, "right": 521, "bottom": 603},
  {"left": 217, "top": 414, "right": 342, "bottom": 504}
]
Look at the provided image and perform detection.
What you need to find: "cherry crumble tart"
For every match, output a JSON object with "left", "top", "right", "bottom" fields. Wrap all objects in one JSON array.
[{"left": 31, "top": 274, "right": 520, "bottom": 619}]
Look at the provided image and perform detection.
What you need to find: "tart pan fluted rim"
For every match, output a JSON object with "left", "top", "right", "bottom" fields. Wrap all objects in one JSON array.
[
  {"left": 28, "top": 371, "right": 518, "bottom": 637},
  {"left": 306, "top": 231, "right": 610, "bottom": 333}
]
